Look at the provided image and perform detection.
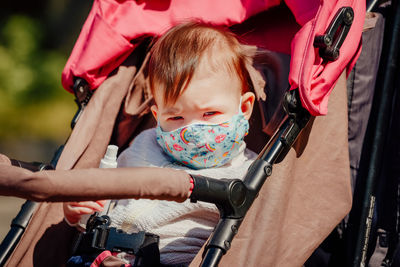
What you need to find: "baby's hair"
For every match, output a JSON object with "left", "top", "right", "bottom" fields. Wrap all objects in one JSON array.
[{"left": 148, "top": 21, "right": 251, "bottom": 105}]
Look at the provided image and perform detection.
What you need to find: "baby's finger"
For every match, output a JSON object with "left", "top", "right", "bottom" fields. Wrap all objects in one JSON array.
[
  {"left": 96, "top": 200, "right": 107, "bottom": 207},
  {"left": 72, "top": 206, "right": 99, "bottom": 215},
  {"left": 70, "top": 201, "right": 104, "bottom": 212}
]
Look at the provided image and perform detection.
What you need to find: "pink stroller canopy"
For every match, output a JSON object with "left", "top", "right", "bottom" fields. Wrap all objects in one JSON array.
[{"left": 61, "top": 0, "right": 365, "bottom": 116}]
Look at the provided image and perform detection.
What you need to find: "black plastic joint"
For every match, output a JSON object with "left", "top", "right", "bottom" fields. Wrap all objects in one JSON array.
[
  {"left": 190, "top": 175, "right": 248, "bottom": 218},
  {"left": 71, "top": 78, "right": 92, "bottom": 129},
  {"left": 205, "top": 218, "right": 243, "bottom": 253},
  {"left": 190, "top": 175, "right": 230, "bottom": 204},
  {"left": 313, "top": 7, "right": 354, "bottom": 62}
]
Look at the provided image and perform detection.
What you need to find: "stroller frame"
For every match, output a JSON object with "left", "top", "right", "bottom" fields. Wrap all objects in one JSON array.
[
  {"left": 2, "top": 3, "right": 393, "bottom": 266},
  {"left": 344, "top": 0, "right": 400, "bottom": 265}
]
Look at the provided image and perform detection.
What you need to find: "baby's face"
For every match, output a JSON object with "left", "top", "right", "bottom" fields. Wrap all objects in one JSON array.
[{"left": 152, "top": 66, "right": 244, "bottom": 132}]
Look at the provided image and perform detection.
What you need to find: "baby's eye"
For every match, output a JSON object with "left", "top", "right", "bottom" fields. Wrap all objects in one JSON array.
[
  {"left": 168, "top": 116, "right": 184, "bottom": 121},
  {"left": 203, "top": 111, "right": 219, "bottom": 117}
]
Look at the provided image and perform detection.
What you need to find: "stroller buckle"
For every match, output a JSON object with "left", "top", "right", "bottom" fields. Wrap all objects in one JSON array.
[
  {"left": 74, "top": 214, "right": 159, "bottom": 258},
  {"left": 90, "top": 225, "right": 109, "bottom": 250},
  {"left": 103, "top": 228, "right": 146, "bottom": 254}
]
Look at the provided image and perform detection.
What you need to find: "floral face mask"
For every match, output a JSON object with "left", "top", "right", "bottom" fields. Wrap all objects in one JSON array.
[{"left": 156, "top": 107, "right": 249, "bottom": 169}]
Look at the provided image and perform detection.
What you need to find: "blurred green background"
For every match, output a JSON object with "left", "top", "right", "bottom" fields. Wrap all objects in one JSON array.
[{"left": 0, "top": 0, "right": 91, "bottom": 240}]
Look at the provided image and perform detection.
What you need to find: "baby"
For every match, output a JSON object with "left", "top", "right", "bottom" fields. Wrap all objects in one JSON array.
[{"left": 64, "top": 22, "right": 257, "bottom": 266}]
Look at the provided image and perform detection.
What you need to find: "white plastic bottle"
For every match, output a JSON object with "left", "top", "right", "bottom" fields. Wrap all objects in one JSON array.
[
  {"left": 99, "top": 145, "right": 118, "bottom": 169},
  {"left": 78, "top": 145, "right": 118, "bottom": 230}
]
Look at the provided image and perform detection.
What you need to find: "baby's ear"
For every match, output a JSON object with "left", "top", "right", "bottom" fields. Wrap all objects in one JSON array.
[
  {"left": 150, "top": 105, "right": 158, "bottom": 120},
  {"left": 241, "top": 92, "right": 255, "bottom": 120}
]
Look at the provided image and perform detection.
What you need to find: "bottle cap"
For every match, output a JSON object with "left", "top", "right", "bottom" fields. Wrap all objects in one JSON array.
[
  {"left": 104, "top": 145, "right": 118, "bottom": 160},
  {"left": 100, "top": 145, "right": 118, "bottom": 169}
]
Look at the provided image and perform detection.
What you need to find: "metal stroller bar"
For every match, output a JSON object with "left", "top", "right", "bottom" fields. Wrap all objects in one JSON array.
[
  {"left": 190, "top": 89, "right": 311, "bottom": 267},
  {"left": 0, "top": 201, "right": 38, "bottom": 266},
  {"left": 347, "top": 0, "right": 400, "bottom": 265}
]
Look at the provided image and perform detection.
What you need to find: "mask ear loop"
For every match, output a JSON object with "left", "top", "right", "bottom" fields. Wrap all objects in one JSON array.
[
  {"left": 238, "top": 96, "right": 244, "bottom": 115},
  {"left": 155, "top": 114, "right": 166, "bottom": 132}
]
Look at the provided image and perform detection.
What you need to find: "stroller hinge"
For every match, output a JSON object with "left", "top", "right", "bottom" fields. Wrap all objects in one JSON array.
[
  {"left": 314, "top": 7, "right": 354, "bottom": 61},
  {"left": 71, "top": 78, "right": 92, "bottom": 129}
]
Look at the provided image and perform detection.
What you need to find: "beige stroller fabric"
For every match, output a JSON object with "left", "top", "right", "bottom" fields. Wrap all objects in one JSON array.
[{"left": 3, "top": 46, "right": 350, "bottom": 266}]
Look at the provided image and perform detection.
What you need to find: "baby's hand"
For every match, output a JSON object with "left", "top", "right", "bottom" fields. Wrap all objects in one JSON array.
[{"left": 63, "top": 200, "right": 106, "bottom": 225}]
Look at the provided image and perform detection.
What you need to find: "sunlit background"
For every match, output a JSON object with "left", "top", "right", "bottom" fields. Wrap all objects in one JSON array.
[{"left": 0, "top": 0, "right": 91, "bottom": 240}]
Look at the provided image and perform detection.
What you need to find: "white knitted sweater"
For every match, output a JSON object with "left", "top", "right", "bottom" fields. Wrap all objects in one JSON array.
[{"left": 110, "top": 128, "right": 256, "bottom": 266}]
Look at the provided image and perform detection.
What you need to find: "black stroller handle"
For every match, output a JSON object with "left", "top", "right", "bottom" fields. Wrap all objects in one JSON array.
[
  {"left": 190, "top": 89, "right": 311, "bottom": 267},
  {"left": 9, "top": 159, "right": 54, "bottom": 172}
]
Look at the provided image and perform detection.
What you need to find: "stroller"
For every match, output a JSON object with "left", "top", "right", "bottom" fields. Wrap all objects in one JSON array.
[{"left": 3, "top": 0, "right": 395, "bottom": 266}]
